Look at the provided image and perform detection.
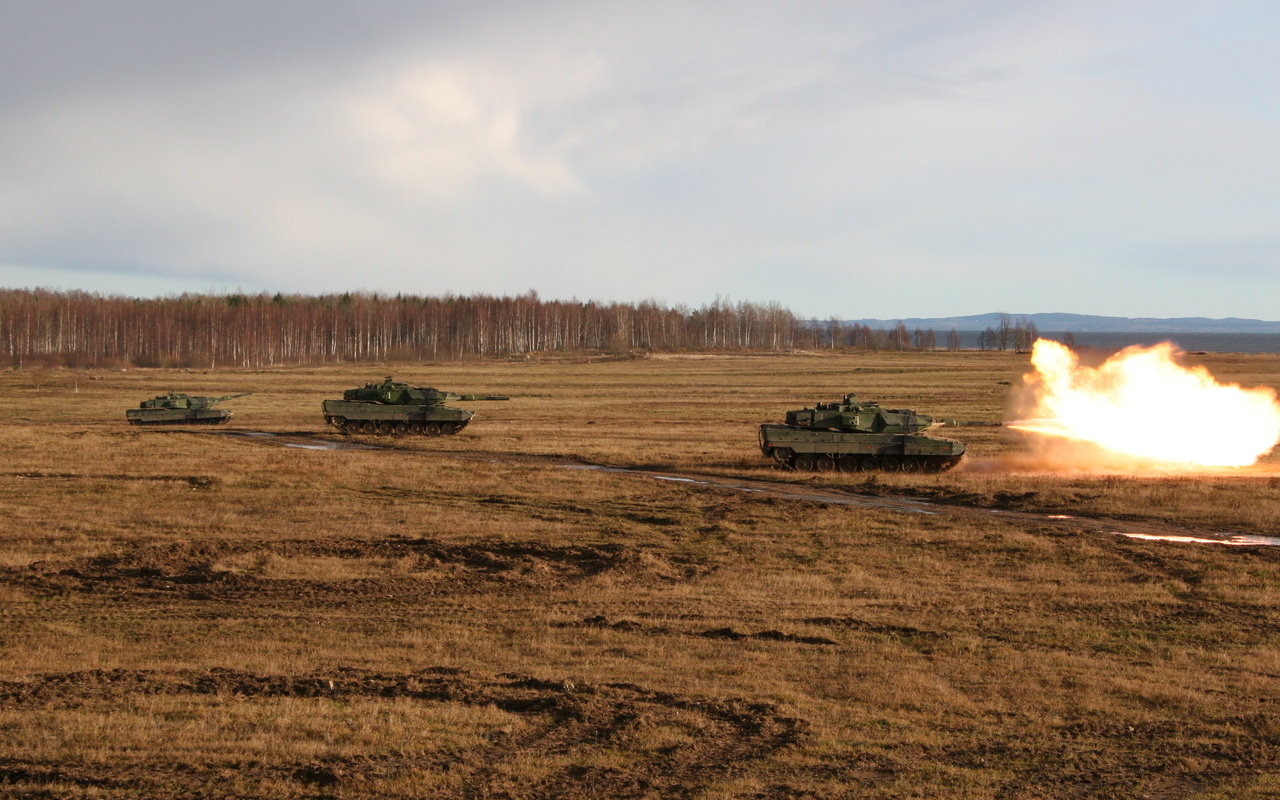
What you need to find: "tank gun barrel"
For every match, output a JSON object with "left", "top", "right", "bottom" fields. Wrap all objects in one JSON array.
[
  {"left": 212, "top": 392, "right": 252, "bottom": 403},
  {"left": 762, "top": 392, "right": 971, "bottom": 472},
  {"left": 322, "top": 378, "right": 506, "bottom": 437},
  {"left": 939, "top": 419, "right": 1004, "bottom": 427}
]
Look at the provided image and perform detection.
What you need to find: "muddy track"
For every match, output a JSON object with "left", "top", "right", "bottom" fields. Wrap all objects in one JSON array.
[
  {"left": 9, "top": 538, "right": 712, "bottom": 604},
  {"left": 188, "top": 428, "right": 1280, "bottom": 547},
  {"left": 0, "top": 470, "right": 218, "bottom": 488},
  {"left": 567, "top": 614, "right": 839, "bottom": 646},
  {"left": 601, "top": 469, "right": 1280, "bottom": 548},
  {"left": 0, "top": 666, "right": 808, "bottom": 799},
  {"left": 565, "top": 614, "right": 1037, "bottom": 655}
]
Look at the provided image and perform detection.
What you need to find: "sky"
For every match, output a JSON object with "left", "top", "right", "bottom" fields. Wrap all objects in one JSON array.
[{"left": 1, "top": 1, "right": 1278, "bottom": 320}]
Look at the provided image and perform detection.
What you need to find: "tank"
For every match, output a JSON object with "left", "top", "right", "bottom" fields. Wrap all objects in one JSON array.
[
  {"left": 323, "top": 376, "right": 509, "bottom": 436},
  {"left": 126, "top": 392, "right": 250, "bottom": 426},
  {"left": 758, "top": 393, "right": 998, "bottom": 473}
]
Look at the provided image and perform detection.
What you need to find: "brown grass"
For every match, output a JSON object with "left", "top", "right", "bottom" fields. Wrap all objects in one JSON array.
[{"left": 1, "top": 351, "right": 1279, "bottom": 798}]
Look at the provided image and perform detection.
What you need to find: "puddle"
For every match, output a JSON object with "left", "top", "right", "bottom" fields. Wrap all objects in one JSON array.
[{"left": 1114, "top": 532, "right": 1280, "bottom": 547}]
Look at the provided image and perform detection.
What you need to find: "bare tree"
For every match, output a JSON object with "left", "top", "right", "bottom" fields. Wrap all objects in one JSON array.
[
  {"left": 888, "top": 322, "right": 911, "bottom": 351},
  {"left": 827, "top": 317, "right": 842, "bottom": 349},
  {"left": 1023, "top": 318, "right": 1039, "bottom": 351},
  {"left": 996, "top": 313, "right": 1013, "bottom": 352}
]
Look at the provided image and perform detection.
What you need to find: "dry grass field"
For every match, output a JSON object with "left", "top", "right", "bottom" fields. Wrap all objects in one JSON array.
[{"left": 2, "top": 350, "right": 1279, "bottom": 799}]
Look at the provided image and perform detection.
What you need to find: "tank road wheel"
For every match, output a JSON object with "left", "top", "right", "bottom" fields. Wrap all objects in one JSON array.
[
  {"left": 815, "top": 456, "right": 836, "bottom": 473},
  {"left": 772, "top": 448, "right": 794, "bottom": 466},
  {"left": 838, "top": 455, "right": 859, "bottom": 473},
  {"left": 391, "top": 422, "right": 408, "bottom": 436},
  {"left": 360, "top": 420, "right": 377, "bottom": 435},
  {"left": 408, "top": 423, "right": 424, "bottom": 436},
  {"left": 879, "top": 456, "right": 902, "bottom": 472},
  {"left": 441, "top": 423, "right": 459, "bottom": 435},
  {"left": 423, "top": 423, "right": 442, "bottom": 436},
  {"left": 857, "top": 457, "right": 879, "bottom": 472},
  {"left": 373, "top": 421, "right": 392, "bottom": 435},
  {"left": 900, "top": 458, "right": 921, "bottom": 474},
  {"left": 793, "top": 454, "right": 816, "bottom": 472},
  {"left": 923, "top": 457, "right": 943, "bottom": 473}
]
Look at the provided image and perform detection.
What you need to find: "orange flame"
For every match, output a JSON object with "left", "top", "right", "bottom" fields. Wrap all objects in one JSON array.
[{"left": 1010, "top": 339, "right": 1280, "bottom": 469}]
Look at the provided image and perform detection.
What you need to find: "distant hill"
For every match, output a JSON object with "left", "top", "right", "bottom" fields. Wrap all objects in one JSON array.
[{"left": 843, "top": 313, "right": 1280, "bottom": 334}]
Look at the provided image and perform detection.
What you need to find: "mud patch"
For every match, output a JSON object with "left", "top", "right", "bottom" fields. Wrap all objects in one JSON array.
[
  {"left": 0, "top": 666, "right": 807, "bottom": 799},
  {"left": 0, "top": 471, "right": 218, "bottom": 489},
  {"left": 10, "top": 538, "right": 711, "bottom": 603},
  {"left": 698, "top": 627, "right": 837, "bottom": 645},
  {"left": 800, "top": 616, "right": 946, "bottom": 642},
  {"left": 572, "top": 615, "right": 837, "bottom": 646}
]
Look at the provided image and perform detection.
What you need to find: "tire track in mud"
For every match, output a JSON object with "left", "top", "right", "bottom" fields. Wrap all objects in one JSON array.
[
  {"left": 596, "top": 468, "right": 1280, "bottom": 548},
  {"left": 9, "top": 538, "right": 712, "bottom": 604},
  {"left": 566, "top": 614, "right": 839, "bottom": 646},
  {"left": 0, "top": 666, "right": 808, "bottom": 799},
  {"left": 0, "top": 470, "right": 218, "bottom": 488},
  {"left": 201, "top": 429, "right": 1280, "bottom": 549}
]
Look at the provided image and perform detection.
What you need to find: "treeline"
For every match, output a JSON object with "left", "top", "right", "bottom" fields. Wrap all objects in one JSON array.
[
  {"left": 0, "top": 289, "right": 1032, "bottom": 368},
  {"left": 0, "top": 290, "right": 795, "bottom": 368}
]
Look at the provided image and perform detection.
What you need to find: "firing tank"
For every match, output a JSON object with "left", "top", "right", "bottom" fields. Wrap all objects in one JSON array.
[
  {"left": 126, "top": 392, "right": 250, "bottom": 426},
  {"left": 323, "top": 376, "right": 509, "bottom": 436},
  {"left": 758, "top": 393, "right": 999, "bottom": 473}
]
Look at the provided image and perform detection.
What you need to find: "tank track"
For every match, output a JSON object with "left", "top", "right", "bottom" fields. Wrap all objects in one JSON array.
[
  {"left": 777, "top": 451, "right": 960, "bottom": 474},
  {"left": 128, "top": 417, "right": 231, "bottom": 426},
  {"left": 327, "top": 417, "right": 470, "bottom": 437}
]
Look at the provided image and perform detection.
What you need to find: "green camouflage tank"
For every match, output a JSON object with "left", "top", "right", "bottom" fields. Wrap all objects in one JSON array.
[
  {"left": 758, "top": 393, "right": 998, "bottom": 473},
  {"left": 323, "top": 376, "right": 509, "bottom": 436},
  {"left": 126, "top": 392, "right": 250, "bottom": 426}
]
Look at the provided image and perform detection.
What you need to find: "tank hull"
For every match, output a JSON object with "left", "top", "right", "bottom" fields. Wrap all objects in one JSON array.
[
  {"left": 126, "top": 408, "right": 232, "bottom": 425},
  {"left": 758, "top": 423, "right": 964, "bottom": 473},
  {"left": 322, "top": 399, "right": 475, "bottom": 436}
]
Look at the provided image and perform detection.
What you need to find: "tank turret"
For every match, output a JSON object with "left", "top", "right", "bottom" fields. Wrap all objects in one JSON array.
[
  {"left": 323, "top": 377, "right": 509, "bottom": 436},
  {"left": 760, "top": 393, "right": 996, "bottom": 473},
  {"left": 340, "top": 377, "right": 509, "bottom": 407},
  {"left": 127, "top": 392, "right": 250, "bottom": 425},
  {"left": 785, "top": 393, "right": 937, "bottom": 434}
]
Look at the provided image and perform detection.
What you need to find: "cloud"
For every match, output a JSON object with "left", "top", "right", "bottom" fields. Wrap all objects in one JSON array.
[{"left": 1, "top": 1, "right": 1277, "bottom": 318}]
